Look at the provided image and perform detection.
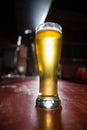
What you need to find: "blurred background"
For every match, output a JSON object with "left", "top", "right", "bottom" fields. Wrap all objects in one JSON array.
[{"left": 0, "top": 0, "right": 87, "bottom": 84}]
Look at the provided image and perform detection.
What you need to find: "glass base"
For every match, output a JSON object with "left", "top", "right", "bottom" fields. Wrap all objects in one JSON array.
[{"left": 36, "top": 97, "right": 61, "bottom": 109}]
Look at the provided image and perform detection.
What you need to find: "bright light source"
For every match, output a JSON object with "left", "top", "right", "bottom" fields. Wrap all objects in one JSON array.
[
  {"left": 44, "top": 100, "right": 54, "bottom": 108},
  {"left": 17, "top": 35, "right": 22, "bottom": 46},
  {"left": 45, "top": 38, "right": 54, "bottom": 62},
  {"left": 24, "top": 29, "right": 32, "bottom": 34}
]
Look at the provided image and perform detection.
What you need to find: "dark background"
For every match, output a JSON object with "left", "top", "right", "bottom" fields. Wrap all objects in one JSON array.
[{"left": 0, "top": 0, "right": 87, "bottom": 60}]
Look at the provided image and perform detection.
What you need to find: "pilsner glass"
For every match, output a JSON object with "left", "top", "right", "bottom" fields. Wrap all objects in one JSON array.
[{"left": 35, "top": 22, "right": 62, "bottom": 109}]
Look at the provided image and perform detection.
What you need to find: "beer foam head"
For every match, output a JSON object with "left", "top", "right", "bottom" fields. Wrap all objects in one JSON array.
[{"left": 35, "top": 22, "right": 62, "bottom": 34}]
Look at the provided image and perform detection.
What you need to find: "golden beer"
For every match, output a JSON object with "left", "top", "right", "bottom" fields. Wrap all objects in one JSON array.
[{"left": 35, "top": 22, "right": 62, "bottom": 109}]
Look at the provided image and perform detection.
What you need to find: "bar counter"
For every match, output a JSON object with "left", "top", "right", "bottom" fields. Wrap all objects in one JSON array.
[{"left": 0, "top": 76, "right": 87, "bottom": 130}]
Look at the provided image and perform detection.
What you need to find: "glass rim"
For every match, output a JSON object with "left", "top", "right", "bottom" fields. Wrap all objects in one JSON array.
[{"left": 35, "top": 22, "right": 62, "bottom": 34}]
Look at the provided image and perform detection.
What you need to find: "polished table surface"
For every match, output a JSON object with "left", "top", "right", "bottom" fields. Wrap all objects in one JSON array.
[{"left": 0, "top": 76, "right": 87, "bottom": 130}]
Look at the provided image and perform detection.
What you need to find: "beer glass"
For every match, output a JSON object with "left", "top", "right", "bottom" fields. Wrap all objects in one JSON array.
[{"left": 35, "top": 22, "right": 62, "bottom": 109}]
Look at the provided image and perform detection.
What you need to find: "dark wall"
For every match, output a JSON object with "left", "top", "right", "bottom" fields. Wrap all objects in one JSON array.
[
  {"left": 0, "top": 0, "right": 17, "bottom": 42},
  {"left": 46, "top": 7, "right": 87, "bottom": 60}
]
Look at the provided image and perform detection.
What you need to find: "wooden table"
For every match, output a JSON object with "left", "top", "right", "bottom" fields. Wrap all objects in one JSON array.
[{"left": 0, "top": 76, "right": 87, "bottom": 130}]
